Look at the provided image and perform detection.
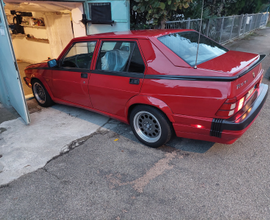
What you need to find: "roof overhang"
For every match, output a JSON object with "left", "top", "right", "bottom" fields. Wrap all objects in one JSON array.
[{"left": 4, "top": 0, "right": 83, "bottom": 13}]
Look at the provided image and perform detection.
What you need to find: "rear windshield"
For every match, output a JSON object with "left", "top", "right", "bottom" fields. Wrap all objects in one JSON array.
[{"left": 158, "top": 31, "right": 228, "bottom": 66}]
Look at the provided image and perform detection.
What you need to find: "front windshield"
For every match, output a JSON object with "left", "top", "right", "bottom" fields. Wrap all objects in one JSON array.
[{"left": 158, "top": 31, "right": 228, "bottom": 66}]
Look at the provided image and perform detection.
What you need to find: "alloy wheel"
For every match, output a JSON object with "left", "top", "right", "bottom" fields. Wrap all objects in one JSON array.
[
  {"left": 33, "top": 82, "right": 46, "bottom": 104},
  {"left": 133, "top": 111, "right": 162, "bottom": 143}
]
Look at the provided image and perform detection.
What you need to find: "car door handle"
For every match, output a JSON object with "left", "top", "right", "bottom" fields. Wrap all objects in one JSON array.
[
  {"left": 81, "top": 73, "right": 88, "bottom": 78},
  {"left": 129, "top": 78, "right": 140, "bottom": 85}
]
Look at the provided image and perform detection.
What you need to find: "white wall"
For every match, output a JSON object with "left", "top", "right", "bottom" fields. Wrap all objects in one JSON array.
[
  {"left": 72, "top": 4, "right": 86, "bottom": 38},
  {"left": 12, "top": 36, "right": 52, "bottom": 63},
  {"left": 44, "top": 12, "right": 74, "bottom": 59}
]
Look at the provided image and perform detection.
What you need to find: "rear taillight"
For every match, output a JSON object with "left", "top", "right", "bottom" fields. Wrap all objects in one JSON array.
[
  {"left": 216, "top": 86, "right": 257, "bottom": 118},
  {"left": 237, "top": 97, "right": 245, "bottom": 111},
  {"left": 216, "top": 97, "right": 245, "bottom": 117}
]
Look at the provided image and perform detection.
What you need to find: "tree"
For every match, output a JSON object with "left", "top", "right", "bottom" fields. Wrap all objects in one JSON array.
[
  {"left": 181, "top": 0, "right": 269, "bottom": 19},
  {"left": 132, "top": 0, "right": 192, "bottom": 29},
  {"left": 228, "top": 0, "right": 269, "bottom": 15}
]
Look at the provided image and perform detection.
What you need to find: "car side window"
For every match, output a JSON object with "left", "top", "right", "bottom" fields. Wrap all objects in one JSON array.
[
  {"left": 61, "top": 41, "right": 96, "bottom": 69},
  {"left": 95, "top": 41, "right": 145, "bottom": 74},
  {"left": 128, "top": 44, "right": 145, "bottom": 73}
]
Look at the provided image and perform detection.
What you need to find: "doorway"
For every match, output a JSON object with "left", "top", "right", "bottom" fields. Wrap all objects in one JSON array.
[{"left": 4, "top": 0, "right": 86, "bottom": 97}]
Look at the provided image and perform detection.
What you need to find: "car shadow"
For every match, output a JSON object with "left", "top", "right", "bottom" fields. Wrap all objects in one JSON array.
[
  {"left": 166, "top": 136, "right": 215, "bottom": 153},
  {"left": 90, "top": 112, "right": 215, "bottom": 153},
  {"left": 28, "top": 100, "right": 215, "bottom": 154}
]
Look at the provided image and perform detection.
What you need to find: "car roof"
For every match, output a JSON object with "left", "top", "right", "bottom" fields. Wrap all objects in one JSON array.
[{"left": 72, "top": 29, "right": 195, "bottom": 41}]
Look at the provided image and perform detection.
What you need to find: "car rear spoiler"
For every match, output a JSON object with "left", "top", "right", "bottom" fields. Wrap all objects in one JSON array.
[{"left": 237, "top": 54, "right": 266, "bottom": 79}]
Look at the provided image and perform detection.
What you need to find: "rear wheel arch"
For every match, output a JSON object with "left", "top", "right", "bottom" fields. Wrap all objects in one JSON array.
[
  {"left": 128, "top": 104, "right": 170, "bottom": 124},
  {"left": 126, "top": 96, "right": 175, "bottom": 124}
]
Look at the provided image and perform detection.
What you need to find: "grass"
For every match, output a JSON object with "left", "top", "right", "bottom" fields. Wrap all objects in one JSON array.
[{"left": 242, "top": 31, "right": 257, "bottom": 40}]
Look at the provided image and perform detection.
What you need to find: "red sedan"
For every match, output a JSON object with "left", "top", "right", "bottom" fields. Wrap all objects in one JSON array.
[{"left": 24, "top": 29, "right": 268, "bottom": 147}]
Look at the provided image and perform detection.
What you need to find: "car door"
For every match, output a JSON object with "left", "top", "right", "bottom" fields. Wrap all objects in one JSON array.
[
  {"left": 51, "top": 41, "right": 96, "bottom": 107},
  {"left": 89, "top": 40, "right": 145, "bottom": 117},
  {"left": 0, "top": 1, "right": 30, "bottom": 124}
]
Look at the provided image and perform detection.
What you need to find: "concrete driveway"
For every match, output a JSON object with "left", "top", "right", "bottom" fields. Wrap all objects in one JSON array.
[{"left": 0, "top": 28, "right": 270, "bottom": 219}]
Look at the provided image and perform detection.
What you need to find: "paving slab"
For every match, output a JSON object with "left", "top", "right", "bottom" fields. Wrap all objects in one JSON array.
[
  {"left": 0, "top": 103, "right": 109, "bottom": 186},
  {"left": 0, "top": 103, "right": 19, "bottom": 124}
]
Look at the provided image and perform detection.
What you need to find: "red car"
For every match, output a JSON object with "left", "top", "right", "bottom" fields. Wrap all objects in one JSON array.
[{"left": 24, "top": 29, "right": 268, "bottom": 148}]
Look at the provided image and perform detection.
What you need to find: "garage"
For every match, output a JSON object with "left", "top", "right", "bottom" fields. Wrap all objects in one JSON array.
[
  {"left": 4, "top": 0, "right": 86, "bottom": 98},
  {"left": 0, "top": 0, "right": 130, "bottom": 124}
]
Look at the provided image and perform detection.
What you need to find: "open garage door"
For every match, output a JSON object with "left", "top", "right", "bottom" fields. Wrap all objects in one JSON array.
[{"left": 0, "top": 0, "right": 30, "bottom": 124}]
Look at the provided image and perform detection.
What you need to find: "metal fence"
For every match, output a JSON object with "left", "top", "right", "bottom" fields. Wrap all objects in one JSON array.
[{"left": 165, "top": 13, "right": 269, "bottom": 44}]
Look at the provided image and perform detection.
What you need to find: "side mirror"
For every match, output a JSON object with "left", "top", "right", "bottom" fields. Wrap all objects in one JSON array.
[{"left": 47, "top": 59, "right": 58, "bottom": 68}]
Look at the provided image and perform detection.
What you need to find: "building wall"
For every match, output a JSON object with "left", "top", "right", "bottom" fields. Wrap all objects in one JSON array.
[
  {"left": 12, "top": 28, "right": 51, "bottom": 63},
  {"left": 72, "top": 5, "right": 86, "bottom": 38},
  {"left": 44, "top": 12, "right": 74, "bottom": 59}
]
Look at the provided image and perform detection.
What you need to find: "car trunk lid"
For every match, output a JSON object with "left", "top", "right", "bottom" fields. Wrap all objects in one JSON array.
[
  {"left": 198, "top": 51, "right": 265, "bottom": 98},
  {"left": 197, "top": 50, "right": 260, "bottom": 77}
]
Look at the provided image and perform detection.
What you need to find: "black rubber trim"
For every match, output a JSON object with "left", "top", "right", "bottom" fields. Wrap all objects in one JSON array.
[
  {"left": 145, "top": 74, "right": 236, "bottom": 81},
  {"left": 26, "top": 67, "right": 91, "bottom": 73},
  {"left": 210, "top": 83, "right": 268, "bottom": 137},
  {"left": 210, "top": 118, "right": 223, "bottom": 137},
  {"left": 92, "top": 70, "right": 144, "bottom": 78},
  {"left": 27, "top": 67, "right": 144, "bottom": 78},
  {"left": 145, "top": 54, "right": 266, "bottom": 82}
]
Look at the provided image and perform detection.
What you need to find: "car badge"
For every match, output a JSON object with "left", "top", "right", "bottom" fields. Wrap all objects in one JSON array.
[
  {"left": 236, "top": 80, "right": 247, "bottom": 89},
  {"left": 252, "top": 72, "right": 255, "bottom": 78}
]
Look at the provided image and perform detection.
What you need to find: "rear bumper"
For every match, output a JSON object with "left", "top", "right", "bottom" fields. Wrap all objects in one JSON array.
[
  {"left": 173, "top": 83, "right": 268, "bottom": 144},
  {"left": 211, "top": 83, "right": 268, "bottom": 136}
]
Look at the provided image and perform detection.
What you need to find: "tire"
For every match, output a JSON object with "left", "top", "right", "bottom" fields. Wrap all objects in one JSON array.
[
  {"left": 32, "top": 79, "right": 53, "bottom": 107},
  {"left": 130, "top": 105, "right": 172, "bottom": 148}
]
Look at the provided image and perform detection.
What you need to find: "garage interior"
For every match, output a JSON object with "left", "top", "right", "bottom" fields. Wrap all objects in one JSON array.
[{"left": 3, "top": 0, "right": 86, "bottom": 97}]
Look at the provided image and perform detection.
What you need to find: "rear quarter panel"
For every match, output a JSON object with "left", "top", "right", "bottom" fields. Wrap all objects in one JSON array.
[{"left": 138, "top": 39, "right": 230, "bottom": 118}]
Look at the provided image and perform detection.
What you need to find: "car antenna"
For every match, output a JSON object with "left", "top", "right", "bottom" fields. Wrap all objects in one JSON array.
[{"left": 194, "top": 0, "right": 204, "bottom": 69}]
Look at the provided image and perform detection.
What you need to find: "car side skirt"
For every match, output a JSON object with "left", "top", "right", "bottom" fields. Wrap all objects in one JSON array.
[{"left": 50, "top": 97, "right": 129, "bottom": 124}]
